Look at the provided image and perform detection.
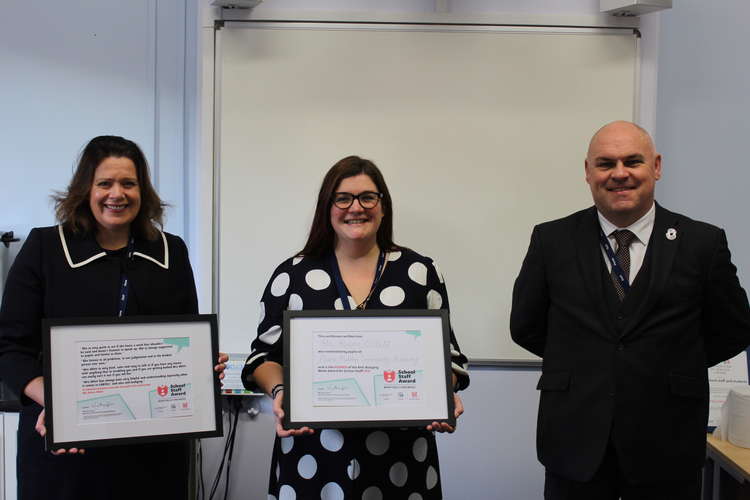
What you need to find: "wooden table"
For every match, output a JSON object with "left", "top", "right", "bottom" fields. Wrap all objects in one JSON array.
[{"left": 704, "top": 434, "right": 750, "bottom": 499}]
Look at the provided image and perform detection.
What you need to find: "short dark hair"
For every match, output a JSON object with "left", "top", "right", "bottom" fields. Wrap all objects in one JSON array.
[
  {"left": 53, "top": 136, "right": 166, "bottom": 240},
  {"left": 299, "top": 155, "right": 399, "bottom": 257}
]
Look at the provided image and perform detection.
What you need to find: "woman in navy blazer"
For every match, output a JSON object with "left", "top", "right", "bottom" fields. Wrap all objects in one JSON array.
[{"left": 0, "top": 136, "right": 225, "bottom": 500}]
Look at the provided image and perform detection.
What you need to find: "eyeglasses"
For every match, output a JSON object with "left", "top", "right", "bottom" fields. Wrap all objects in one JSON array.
[{"left": 332, "top": 191, "right": 383, "bottom": 209}]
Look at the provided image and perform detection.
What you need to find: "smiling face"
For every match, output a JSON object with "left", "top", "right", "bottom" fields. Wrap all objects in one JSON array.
[
  {"left": 330, "top": 173, "right": 384, "bottom": 248},
  {"left": 89, "top": 156, "right": 141, "bottom": 240},
  {"left": 585, "top": 121, "right": 662, "bottom": 227}
]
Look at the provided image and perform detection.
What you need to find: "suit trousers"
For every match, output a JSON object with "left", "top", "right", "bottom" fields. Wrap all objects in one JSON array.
[{"left": 543, "top": 439, "right": 701, "bottom": 500}]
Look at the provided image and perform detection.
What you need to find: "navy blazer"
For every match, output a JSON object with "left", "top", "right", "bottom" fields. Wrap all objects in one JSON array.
[
  {"left": 510, "top": 203, "right": 750, "bottom": 483},
  {"left": 0, "top": 225, "right": 198, "bottom": 500},
  {"left": 0, "top": 225, "right": 198, "bottom": 402}
]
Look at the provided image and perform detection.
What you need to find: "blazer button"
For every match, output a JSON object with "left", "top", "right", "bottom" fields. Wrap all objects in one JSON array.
[
  {"left": 616, "top": 314, "right": 624, "bottom": 320},
  {"left": 617, "top": 343, "right": 625, "bottom": 351}
]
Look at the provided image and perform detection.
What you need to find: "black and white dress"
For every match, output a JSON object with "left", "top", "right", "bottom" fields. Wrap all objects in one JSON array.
[{"left": 242, "top": 248, "right": 469, "bottom": 500}]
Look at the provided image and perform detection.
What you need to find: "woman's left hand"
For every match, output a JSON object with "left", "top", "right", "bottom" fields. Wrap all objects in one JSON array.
[
  {"left": 426, "top": 393, "right": 464, "bottom": 433},
  {"left": 214, "top": 352, "right": 229, "bottom": 381}
]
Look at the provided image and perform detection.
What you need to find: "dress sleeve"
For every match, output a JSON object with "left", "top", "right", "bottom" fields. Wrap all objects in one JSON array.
[
  {"left": 426, "top": 258, "right": 470, "bottom": 391},
  {"left": 0, "top": 228, "right": 45, "bottom": 399},
  {"left": 241, "top": 258, "right": 293, "bottom": 391}
]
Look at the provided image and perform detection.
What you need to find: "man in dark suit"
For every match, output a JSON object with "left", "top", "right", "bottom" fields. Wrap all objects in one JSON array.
[{"left": 510, "top": 121, "right": 750, "bottom": 499}]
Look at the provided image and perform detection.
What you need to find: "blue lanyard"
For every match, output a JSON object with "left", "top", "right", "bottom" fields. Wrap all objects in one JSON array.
[
  {"left": 117, "top": 236, "right": 135, "bottom": 317},
  {"left": 598, "top": 228, "right": 630, "bottom": 293},
  {"left": 329, "top": 250, "right": 386, "bottom": 310}
]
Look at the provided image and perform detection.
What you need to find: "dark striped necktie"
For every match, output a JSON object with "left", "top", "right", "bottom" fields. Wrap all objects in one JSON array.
[{"left": 611, "top": 229, "right": 636, "bottom": 301}]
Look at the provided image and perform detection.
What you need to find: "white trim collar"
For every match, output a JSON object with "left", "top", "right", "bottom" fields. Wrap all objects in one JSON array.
[
  {"left": 58, "top": 225, "right": 106, "bottom": 268},
  {"left": 133, "top": 230, "right": 169, "bottom": 269},
  {"left": 58, "top": 225, "right": 170, "bottom": 270}
]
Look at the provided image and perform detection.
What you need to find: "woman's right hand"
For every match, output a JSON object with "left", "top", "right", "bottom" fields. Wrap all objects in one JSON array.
[
  {"left": 272, "top": 390, "right": 314, "bottom": 438},
  {"left": 35, "top": 409, "right": 85, "bottom": 455},
  {"left": 25, "top": 376, "right": 85, "bottom": 454}
]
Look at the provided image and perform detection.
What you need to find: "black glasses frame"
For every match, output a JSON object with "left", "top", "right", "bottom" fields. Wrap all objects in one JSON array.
[{"left": 332, "top": 191, "right": 383, "bottom": 209}]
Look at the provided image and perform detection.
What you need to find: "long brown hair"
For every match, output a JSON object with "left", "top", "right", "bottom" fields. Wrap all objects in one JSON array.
[
  {"left": 299, "top": 156, "right": 399, "bottom": 257},
  {"left": 53, "top": 136, "right": 166, "bottom": 240}
]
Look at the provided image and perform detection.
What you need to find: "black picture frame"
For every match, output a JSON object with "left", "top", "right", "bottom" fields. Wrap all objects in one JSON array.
[
  {"left": 282, "top": 309, "right": 455, "bottom": 429},
  {"left": 42, "top": 314, "right": 223, "bottom": 449}
]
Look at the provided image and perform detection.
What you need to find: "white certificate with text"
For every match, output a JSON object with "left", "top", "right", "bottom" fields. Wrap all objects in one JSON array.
[
  {"left": 44, "top": 315, "right": 222, "bottom": 449},
  {"left": 312, "top": 329, "right": 424, "bottom": 408},
  {"left": 285, "top": 310, "right": 454, "bottom": 429},
  {"left": 77, "top": 337, "right": 194, "bottom": 424}
]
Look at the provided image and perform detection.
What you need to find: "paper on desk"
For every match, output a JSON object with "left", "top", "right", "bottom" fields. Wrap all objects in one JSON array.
[
  {"left": 220, "top": 353, "right": 257, "bottom": 395},
  {"left": 708, "top": 351, "right": 748, "bottom": 427},
  {"left": 716, "top": 385, "right": 750, "bottom": 448},
  {"left": 709, "top": 351, "right": 749, "bottom": 429}
]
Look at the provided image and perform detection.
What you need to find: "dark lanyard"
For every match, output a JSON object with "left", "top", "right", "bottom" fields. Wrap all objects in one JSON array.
[
  {"left": 117, "top": 236, "right": 136, "bottom": 317},
  {"left": 329, "top": 250, "right": 386, "bottom": 310},
  {"left": 598, "top": 228, "right": 630, "bottom": 293}
]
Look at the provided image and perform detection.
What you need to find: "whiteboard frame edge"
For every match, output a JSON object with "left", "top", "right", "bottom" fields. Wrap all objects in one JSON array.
[
  {"left": 221, "top": 20, "right": 639, "bottom": 35},
  {"left": 211, "top": 25, "right": 222, "bottom": 317},
  {"left": 219, "top": 8, "right": 641, "bottom": 30},
  {"left": 208, "top": 20, "right": 642, "bottom": 360}
]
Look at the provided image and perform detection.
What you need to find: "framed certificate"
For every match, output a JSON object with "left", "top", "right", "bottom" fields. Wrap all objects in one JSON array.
[
  {"left": 42, "top": 314, "right": 223, "bottom": 449},
  {"left": 283, "top": 309, "right": 455, "bottom": 429}
]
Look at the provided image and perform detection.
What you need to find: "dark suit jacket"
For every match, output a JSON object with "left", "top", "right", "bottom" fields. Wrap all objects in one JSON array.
[{"left": 510, "top": 204, "right": 750, "bottom": 483}]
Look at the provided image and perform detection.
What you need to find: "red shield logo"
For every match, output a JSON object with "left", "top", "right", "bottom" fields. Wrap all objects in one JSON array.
[
  {"left": 383, "top": 371, "right": 396, "bottom": 383},
  {"left": 157, "top": 385, "right": 169, "bottom": 397}
]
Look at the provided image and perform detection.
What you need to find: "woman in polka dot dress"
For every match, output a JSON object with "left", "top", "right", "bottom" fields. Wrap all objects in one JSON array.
[{"left": 242, "top": 156, "right": 470, "bottom": 500}]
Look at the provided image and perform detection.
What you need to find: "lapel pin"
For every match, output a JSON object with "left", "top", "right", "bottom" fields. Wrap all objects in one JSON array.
[{"left": 666, "top": 228, "right": 677, "bottom": 241}]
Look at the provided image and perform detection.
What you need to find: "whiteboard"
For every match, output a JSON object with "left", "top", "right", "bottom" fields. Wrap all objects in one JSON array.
[{"left": 215, "top": 21, "right": 637, "bottom": 362}]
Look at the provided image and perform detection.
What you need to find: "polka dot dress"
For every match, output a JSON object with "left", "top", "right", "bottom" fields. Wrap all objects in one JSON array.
[
  {"left": 246, "top": 248, "right": 469, "bottom": 499},
  {"left": 268, "top": 427, "right": 441, "bottom": 499}
]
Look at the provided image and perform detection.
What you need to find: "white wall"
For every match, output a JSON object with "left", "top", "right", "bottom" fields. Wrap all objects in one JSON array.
[
  {"left": 655, "top": 1, "right": 750, "bottom": 285},
  {"left": 0, "top": 0, "right": 190, "bottom": 262},
  {"left": 0, "top": 1, "right": 667, "bottom": 499}
]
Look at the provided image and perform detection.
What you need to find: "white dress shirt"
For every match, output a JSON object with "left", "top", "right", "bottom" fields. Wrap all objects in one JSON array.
[{"left": 597, "top": 202, "right": 655, "bottom": 283}]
